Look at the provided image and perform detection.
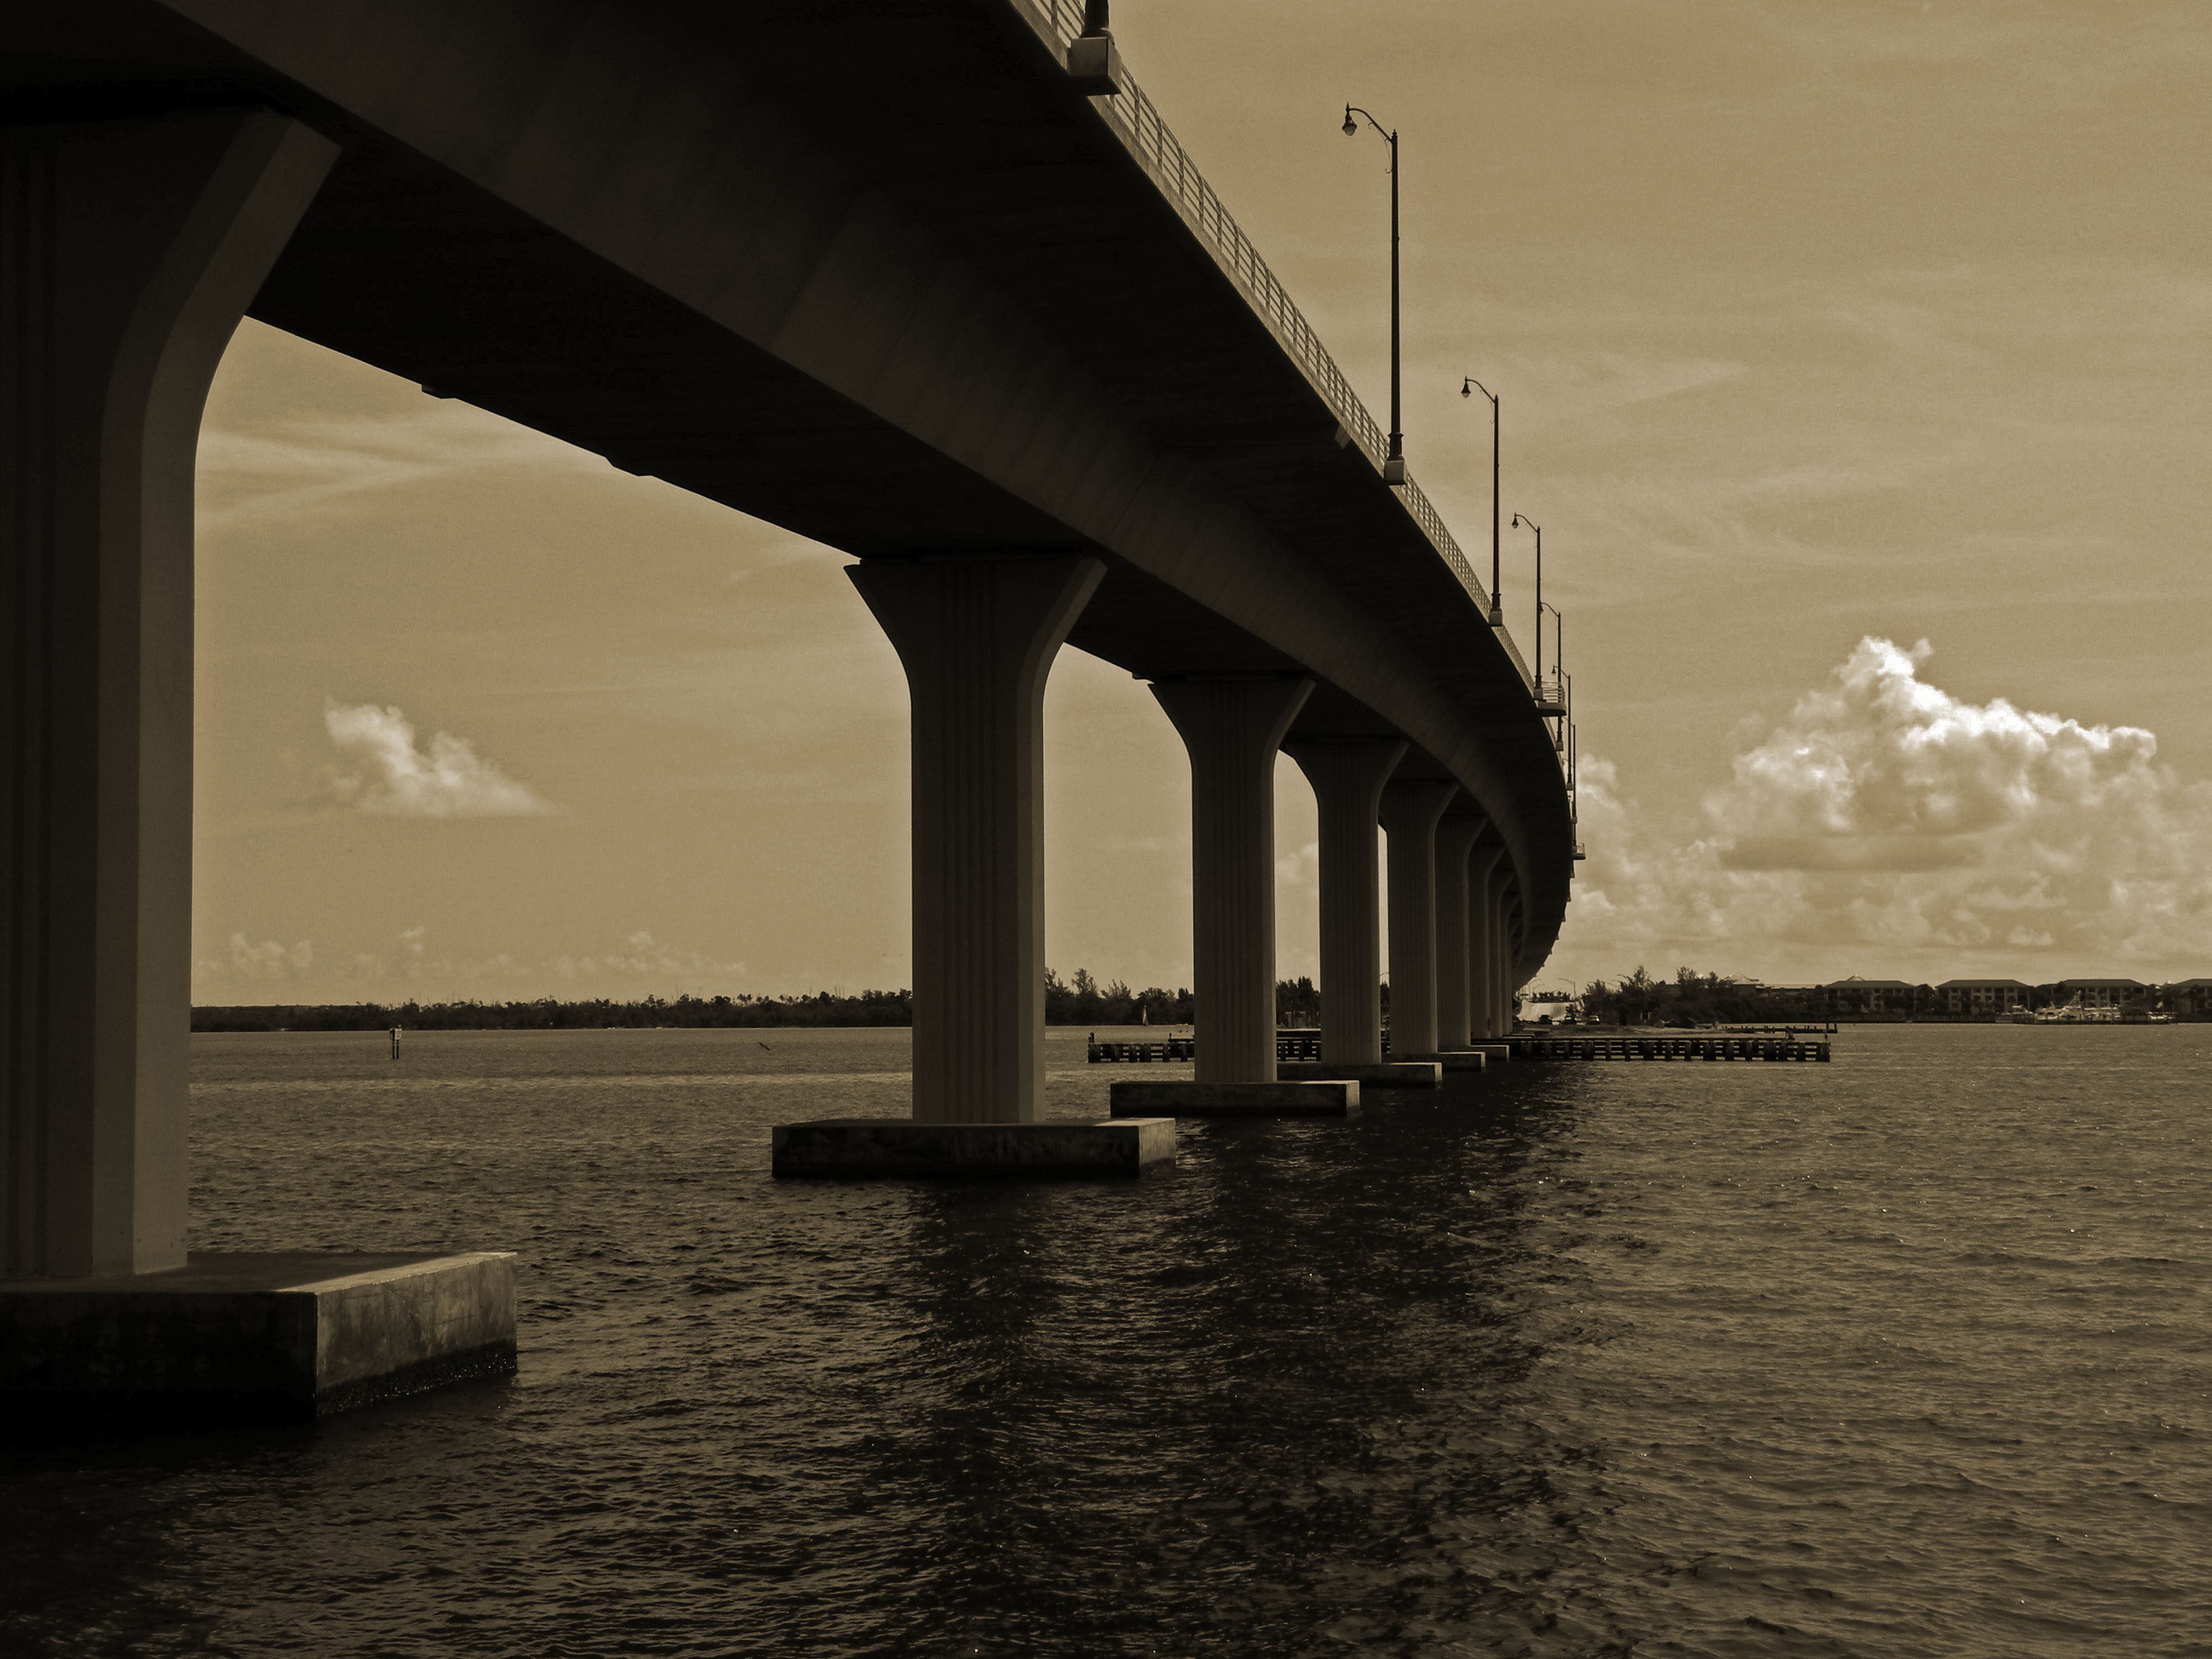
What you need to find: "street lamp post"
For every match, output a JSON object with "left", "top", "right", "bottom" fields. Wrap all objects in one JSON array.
[
  {"left": 1068, "top": 0, "right": 1123, "bottom": 93},
  {"left": 1512, "top": 513, "right": 1542, "bottom": 681},
  {"left": 1462, "top": 377, "right": 1501, "bottom": 622},
  {"left": 1343, "top": 105, "right": 1404, "bottom": 486}
]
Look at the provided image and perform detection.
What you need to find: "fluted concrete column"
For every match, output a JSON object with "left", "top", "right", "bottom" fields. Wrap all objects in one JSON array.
[
  {"left": 848, "top": 555, "right": 1104, "bottom": 1123},
  {"left": 1468, "top": 846, "right": 1507, "bottom": 1039},
  {"left": 1285, "top": 739, "right": 1406, "bottom": 1066},
  {"left": 1488, "top": 877, "right": 1518, "bottom": 1037},
  {"left": 1150, "top": 677, "right": 1313, "bottom": 1084},
  {"left": 1434, "top": 817, "right": 1483, "bottom": 1049},
  {"left": 1379, "top": 781, "right": 1457, "bottom": 1058},
  {"left": 2, "top": 112, "right": 335, "bottom": 1280},
  {"left": 1505, "top": 898, "right": 1525, "bottom": 1031}
]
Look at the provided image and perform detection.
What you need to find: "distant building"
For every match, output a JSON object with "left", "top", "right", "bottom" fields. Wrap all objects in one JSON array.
[
  {"left": 2058, "top": 977, "right": 2147, "bottom": 1011},
  {"left": 2166, "top": 979, "right": 2212, "bottom": 1018},
  {"left": 1823, "top": 977, "right": 1918, "bottom": 1016},
  {"left": 1934, "top": 978, "right": 2032, "bottom": 1016}
]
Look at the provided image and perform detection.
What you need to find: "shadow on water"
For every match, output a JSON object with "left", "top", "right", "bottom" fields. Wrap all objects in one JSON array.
[
  {"left": 1, "top": 1037, "right": 1657, "bottom": 1658},
  {"left": 754, "top": 1070, "right": 1622, "bottom": 1657},
  {"left": 0, "top": 1374, "right": 526, "bottom": 1656}
]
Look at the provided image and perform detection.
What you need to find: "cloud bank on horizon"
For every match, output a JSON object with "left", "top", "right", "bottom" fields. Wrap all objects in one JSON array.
[
  {"left": 1559, "top": 637, "right": 2212, "bottom": 977},
  {"left": 323, "top": 702, "right": 554, "bottom": 819},
  {"left": 195, "top": 926, "right": 749, "bottom": 996}
]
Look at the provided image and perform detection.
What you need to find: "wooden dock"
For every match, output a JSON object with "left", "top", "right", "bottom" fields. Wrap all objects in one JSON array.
[
  {"left": 1510, "top": 1032, "right": 1829, "bottom": 1062},
  {"left": 1087, "top": 1037, "right": 1197, "bottom": 1063},
  {"left": 1087, "top": 1032, "right": 1326, "bottom": 1063},
  {"left": 1092, "top": 1029, "right": 1832, "bottom": 1065}
]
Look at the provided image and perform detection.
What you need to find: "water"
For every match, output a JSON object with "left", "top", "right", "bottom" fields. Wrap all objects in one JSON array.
[{"left": 3, "top": 1024, "right": 2208, "bottom": 1657}]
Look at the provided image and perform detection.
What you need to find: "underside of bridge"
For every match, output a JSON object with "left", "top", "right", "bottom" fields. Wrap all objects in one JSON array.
[
  {"left": 3, "top": 1, "right": 1578, "bottom": 1325},
  {"left": 3, "top": 0, "right": 1572, "bottom": 954}
]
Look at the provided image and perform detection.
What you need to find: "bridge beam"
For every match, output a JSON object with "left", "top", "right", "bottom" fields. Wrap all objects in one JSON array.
[
  {"left": 1380, "top": 782, "right": 1458, "bottom": 1059},
  {"left": 848, "top": 555, "right": 1104, "bottom": 1123},
  {"left": 1, "top": 110, "right": 335, "bottom": 1280},
  {"left": 1150, "top": 677, "right": 1313, "bottom": 1085},
  {"left": 1285, "top": 739, "right": 1406, "bottom": 1067},
  {"left": 1433, "top": 817, "right": 1484, "bottom": 1050}
]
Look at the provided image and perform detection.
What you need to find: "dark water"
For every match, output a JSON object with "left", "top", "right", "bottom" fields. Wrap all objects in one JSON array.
[{"left": 3, "top": 1025, "right": 2208, "bottom": 1657}]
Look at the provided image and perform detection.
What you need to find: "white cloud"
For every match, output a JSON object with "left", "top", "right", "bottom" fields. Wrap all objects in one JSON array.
[
  {"left": 222, "top": 934, "right": 314, "bottom": 980},
  {"left": 323, "top": 702, "right": 554, "bottom": 818},
  {"left": 196, "top": 405, "right": 601, "bottom": 531},
  {"left": 1556, "top": 637, "right": 2212, "bottom": 977},
  {"left": 194, "top": 925, "right": 750, "bottom": 996},
  {"left": 550, "top": 930, "right": 749, "bottom": 982}
]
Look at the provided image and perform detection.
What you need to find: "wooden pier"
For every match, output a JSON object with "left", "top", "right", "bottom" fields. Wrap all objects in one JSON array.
[
  {"left": 1510, "top": 1031, "right": 1829, "bottom": 1062},
  {"left": 1087, "top": 1031, "right": 1321, "bottom": 1063},
  {"left": 1090, "top": 1028, "right": 1830, "bottom": 1065},
  {"left": 1087, "top": 1036, "right": 1197, "bottom": 1063}
]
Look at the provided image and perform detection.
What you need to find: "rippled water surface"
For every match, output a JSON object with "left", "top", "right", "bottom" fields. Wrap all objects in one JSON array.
[{"left": 3, "top": 1025, "right": 2208, "bottom": 1657}]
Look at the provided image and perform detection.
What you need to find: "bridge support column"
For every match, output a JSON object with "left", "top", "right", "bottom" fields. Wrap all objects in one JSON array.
[
  {"left": 1285, "top": 739, "right": 1405, "bottom": 1067},
  {"left": 847, "top": 555, "right": 1104, "bottom": 1123},
  {"left": 1504, "top": 896, "right": 1525, "bottom": 1031},
  {"left": 1433, "top": 817, "right": 1483, "bottom": 1050},
  {"left": 1488, "top": 877, "right": 1518, "bottom": 1038},
  {"left": 1468, "top": 847, "right": 1507, "bottom": 1040},
  {"left": 1379, "top": 782, "right": 1457, "bottom": 1058},
  {"left": 2, "top": 111, "right": 334, "bottom": 1281},
  {"left": 1, "top": 112, "right": 521, "bottom": 1424},
  {"left": 1150, "top": 676, "right": 1312, "bottom": 1084}
]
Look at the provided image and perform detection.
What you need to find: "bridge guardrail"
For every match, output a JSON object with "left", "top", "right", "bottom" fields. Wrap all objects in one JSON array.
[{"left": 1030, "top": 2, "right": 1534, "bottom": 694}]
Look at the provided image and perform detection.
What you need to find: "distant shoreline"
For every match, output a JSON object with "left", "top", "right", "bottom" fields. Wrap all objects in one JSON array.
[
  {"left": 191, "top": 996, "right": 913, "bottom": 1033},
  {"left": 190, "top": 986, "right": 1206, "bottom": 1032}
]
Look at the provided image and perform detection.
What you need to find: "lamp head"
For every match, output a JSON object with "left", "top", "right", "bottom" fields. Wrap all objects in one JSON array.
[
  {"left": 1343, "top": 106, "right": 1358, "bottom": 137},
  {"left": 1511, "top": 513, "right": 1521, "bottom": 526},
  {"left": 1460, "top": 377, "right": 1472, "bottom": 398}
]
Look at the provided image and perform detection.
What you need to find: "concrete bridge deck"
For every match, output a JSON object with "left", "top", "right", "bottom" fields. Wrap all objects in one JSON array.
[{"left": 4, "top": 0, "right": 1571, "bottom": 969}]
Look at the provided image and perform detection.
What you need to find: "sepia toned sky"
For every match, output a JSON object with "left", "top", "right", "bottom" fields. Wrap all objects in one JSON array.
[{"left": 192, "top": 0, "right": 2212, "bottom": 1004}]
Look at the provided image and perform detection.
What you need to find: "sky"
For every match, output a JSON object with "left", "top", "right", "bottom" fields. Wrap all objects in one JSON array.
[{"left": 191, "top": 0, "right": 2212, "bottom": 1005}]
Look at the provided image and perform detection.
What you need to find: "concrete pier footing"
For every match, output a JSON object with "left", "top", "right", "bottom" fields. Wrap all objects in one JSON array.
[
  {"left": 0, "top": 1252, "right": 517, "bottom": 1425},
  {"left": 1108, "top": 1081, "right": 1358, "bottom": 1117},
  {"left": 1411, "top": 1051, "right": 1489, "bottom": 1072},
  {"left": 1276, "top": 1061, "right": 1443, "bottom": 1088},
  {"left": 772, "top": 1118, "right": 1175, "bottom": 1177}
]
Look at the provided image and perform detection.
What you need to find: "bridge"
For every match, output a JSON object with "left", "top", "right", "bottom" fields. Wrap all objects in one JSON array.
[{"left": 2, "top": 1, "right": 1577, "bottom": 1410}]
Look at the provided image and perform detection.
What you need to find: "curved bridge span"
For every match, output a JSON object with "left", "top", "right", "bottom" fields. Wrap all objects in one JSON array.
[{"left": 5, "top": 1, "right": 1579, "bottom": 1275}]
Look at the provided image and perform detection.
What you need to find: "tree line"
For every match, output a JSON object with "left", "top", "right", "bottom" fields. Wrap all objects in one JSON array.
[
  {"left": 192, "top": 990, "right": 917, "bottom": 1032},
  {"left": 196, "top": 969, "right": 1230, "bottom": 1032},
  {"left": 1574, "top": 968, "right": 1815, "bottom": 1027},
  {"left": 1570, "top": 968, "right": 2200, "bottom": 1024}
]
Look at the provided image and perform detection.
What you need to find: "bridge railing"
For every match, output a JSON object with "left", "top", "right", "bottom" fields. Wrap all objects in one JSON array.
[{"left": 1030, "top": 2, "right": 1535, "bottom": 693}]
